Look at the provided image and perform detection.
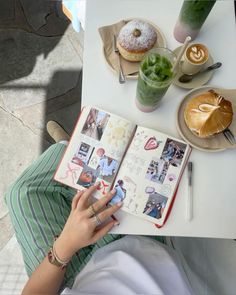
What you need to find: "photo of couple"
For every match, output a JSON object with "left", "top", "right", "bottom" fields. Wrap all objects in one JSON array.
[
  {"left": 161, "top": 139, "right": 186, "bottom": 167},
  {"left": 143, "top": 192, "right": 168, "bottom": 220}
]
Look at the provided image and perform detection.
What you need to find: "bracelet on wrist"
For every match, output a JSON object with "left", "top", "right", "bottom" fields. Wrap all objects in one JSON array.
[{"left": 47, "top": 237, "right": 70, "bottom": 270}]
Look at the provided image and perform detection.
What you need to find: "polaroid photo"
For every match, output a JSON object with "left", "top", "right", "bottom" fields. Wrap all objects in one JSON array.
[
  {"left": 145, "top": 158, "right": 170, "bottom": 184},
  {"left": 143, "top": 192, "right": 168, "bottom": 220},
  {"left": 77, "top": 165, "right": 99, "bottom": 188},
  {"left": 71, "top": 142, "right": 94, "bottom": 166},
  {"left": 161, "top": 138, "right": 187, "bottom": 167},
  {"left": 81, "top": 108, "right": 110, "bottom": 141}
]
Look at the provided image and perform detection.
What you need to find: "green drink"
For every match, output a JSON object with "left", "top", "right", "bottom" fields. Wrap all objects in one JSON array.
[
  {"left": 136, "top": 48, "right": 176, "bottom": 112},
  {"left": 174, "top": 0, "right": 216, "bottom": 43}
]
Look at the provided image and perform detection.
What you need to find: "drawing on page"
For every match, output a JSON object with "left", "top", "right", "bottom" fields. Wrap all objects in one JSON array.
[
  {"left": 96, "top": 180, "right": 110, "bottom": 196},
  {"left": 122, "top": 152, "right": 145, "bottom": 176},
  {"left": 123, "top": 175, "right": 137, "bottom": 193},
  {"left": 60, "top": 163, "right": 82, "bottom": 185},
  {"left": 160, "top": 184, "right": 172, "bottom": 197},
  {"left": 144, "top": 137, "right": 162, "bottom": 151},
  {"left": 167, "top": 173, "right": 177, "bottom": 182},
  {"left": 101, "top": 118, "right": 134, "bottom": 149}
]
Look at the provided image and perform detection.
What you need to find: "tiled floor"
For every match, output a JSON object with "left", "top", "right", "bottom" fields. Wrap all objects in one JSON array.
[
  {"left": 0, "top": 235, "right": 28, "bottom": 295},
  {"left": 0, "top": 265, "right": 28, "bottom": 295}
]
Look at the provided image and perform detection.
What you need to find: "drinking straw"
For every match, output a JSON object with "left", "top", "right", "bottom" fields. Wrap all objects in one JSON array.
[{"left": 173, "top": 36, "right": 191, "bottom": 72}]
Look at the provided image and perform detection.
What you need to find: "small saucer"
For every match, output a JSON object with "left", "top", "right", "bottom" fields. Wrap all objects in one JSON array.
[{"left": 173, "top": 46, "right": 214, "bottom": 89}]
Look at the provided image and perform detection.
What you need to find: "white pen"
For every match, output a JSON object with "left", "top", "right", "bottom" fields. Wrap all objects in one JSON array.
[{"left": 186, "top": 162, "right": 193, "bottom": 221}]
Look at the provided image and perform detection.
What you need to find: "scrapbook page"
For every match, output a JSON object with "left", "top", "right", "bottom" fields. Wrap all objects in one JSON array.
[
  {"left": 54, "top": 106, "right": 136, "bottom": 196},
  {"left": 110, "top": 126, "right": 191, "bottom": 226}
]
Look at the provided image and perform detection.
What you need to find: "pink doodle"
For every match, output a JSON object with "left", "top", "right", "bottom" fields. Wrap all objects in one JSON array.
[
  {"left": 144, "top": 137, "right": 162, "bottom": 151},
  {"left": 167, "top": 173, "right": 177, "bottom": 182},
  {"left": 60, "top": 163, "right": 80, "bottom": 184},
  {"left": 97, "top": 180, "right": 109, "bottom": 195}
]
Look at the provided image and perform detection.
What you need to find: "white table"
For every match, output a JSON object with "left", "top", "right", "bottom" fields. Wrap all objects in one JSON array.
[{"left": 82, "top": 0, "right": 236, "bottom": 238}]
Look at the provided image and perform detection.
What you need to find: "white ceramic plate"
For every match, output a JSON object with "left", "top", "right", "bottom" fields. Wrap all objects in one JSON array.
[{"left": 176, "top": 85, "right": 231, "bottom": 152}]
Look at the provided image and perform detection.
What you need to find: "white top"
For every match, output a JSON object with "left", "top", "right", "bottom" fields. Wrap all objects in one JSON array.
[
  {"left": 98, "top": 157, "right": 118, "bottom": 176},
  {"left": 62, "top": 236, "right": 195, "bottom": 295},
  {"left": 82, "top": 0, "right": 236, "bottom": 238}
]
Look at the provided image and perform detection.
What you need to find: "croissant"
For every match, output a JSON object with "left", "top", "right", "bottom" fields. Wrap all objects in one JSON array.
[{"left": 184, "top": 90, "right": 233, "bottom": 138}]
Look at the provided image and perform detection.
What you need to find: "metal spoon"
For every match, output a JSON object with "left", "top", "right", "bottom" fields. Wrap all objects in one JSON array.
[
  {"left": 113, "top": 35, "right": 126, "bottom": 84},
  {"left": 178, "top": 62, "right": 222, "bottom": 83}
]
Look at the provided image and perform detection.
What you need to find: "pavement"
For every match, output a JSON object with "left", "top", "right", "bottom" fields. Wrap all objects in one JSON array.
[{"left": 0, "top": 0, "right": 83, "bottom": 250}]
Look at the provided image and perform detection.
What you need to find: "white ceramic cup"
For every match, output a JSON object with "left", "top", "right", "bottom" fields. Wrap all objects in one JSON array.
[{"left": 181, "top": 43, "right": 209, "bottom": 75}]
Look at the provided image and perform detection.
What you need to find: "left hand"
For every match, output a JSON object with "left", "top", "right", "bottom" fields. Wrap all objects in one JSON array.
[{"left": 54, "top": 183, "right": 121, "bottom": 261}]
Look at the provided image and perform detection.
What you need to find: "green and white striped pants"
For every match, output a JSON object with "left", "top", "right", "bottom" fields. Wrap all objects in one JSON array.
[{"left": 4, "top": 143, "right": 122, "bottom": 289}]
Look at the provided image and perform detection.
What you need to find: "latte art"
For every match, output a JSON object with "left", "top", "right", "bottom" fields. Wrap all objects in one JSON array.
[{"left": 186, "top": 44, "right": 208, "bottom": 64}]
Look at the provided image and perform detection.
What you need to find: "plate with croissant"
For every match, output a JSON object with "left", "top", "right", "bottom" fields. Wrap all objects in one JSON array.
[{"left": 176, "top": 85, "right": 236, "bottom": 152}]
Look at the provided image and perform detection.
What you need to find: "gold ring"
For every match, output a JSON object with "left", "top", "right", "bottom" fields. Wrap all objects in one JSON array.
[
  {"left": 94, "top": 214, "right": 102, "bottom": 226},
  {"left": 88, "top": 204, "right": 97, "bottom": 216}
]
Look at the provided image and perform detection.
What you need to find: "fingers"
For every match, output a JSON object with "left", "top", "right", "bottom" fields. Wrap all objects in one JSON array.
[
  {"left": 76, "top": 182, "right": 100, "bottom": 210},
  {"left": 85, "top": 189, "right": 116, "bottom": 217},
  {"left": 91, "top": 220, "right": 118, "bottom": 243},
  {"left": 94, "top": 202, "right": 123, "bottom": 224},
  {"left": 71, "top": 190, "right": 84, "bottom": 210}
]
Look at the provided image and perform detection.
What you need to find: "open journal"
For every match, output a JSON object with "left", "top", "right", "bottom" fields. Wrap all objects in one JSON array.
[{"left": 54, "top": 106, "right": 191, "bottom": 227}]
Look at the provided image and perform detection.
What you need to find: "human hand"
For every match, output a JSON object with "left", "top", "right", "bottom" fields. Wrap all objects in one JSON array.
[{"left": 54, "top": 184, "right": 121, "bottom": 261}]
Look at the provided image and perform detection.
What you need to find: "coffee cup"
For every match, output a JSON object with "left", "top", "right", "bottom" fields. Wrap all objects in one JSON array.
[{"left": 181, "top": 43, "right": 209, "bottom": 75}]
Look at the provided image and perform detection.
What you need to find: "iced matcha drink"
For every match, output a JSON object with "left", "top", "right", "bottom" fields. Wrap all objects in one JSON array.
[
  {"left": 136, "top": 48, "right": 176, "bottom": 112},
  {"left": 174, "top": 0, "right": 216, "bottom": 43}
]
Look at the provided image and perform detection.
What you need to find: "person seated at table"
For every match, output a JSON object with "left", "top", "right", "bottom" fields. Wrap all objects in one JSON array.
[{"left": 4, "top": 121, "right": 195, "bottom": 295}]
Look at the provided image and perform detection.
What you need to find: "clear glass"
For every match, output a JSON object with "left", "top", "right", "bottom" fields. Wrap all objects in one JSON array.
[
  {"left": 136, "top": 48, "right": 176, "bottom": 113},
  {"left": 174, "top": 0, "right": 216, "bottom": 43}
]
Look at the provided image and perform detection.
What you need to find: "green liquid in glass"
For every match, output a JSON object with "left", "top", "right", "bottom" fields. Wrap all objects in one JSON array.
[
  {"left": 180, "top": 0, "right": 216, "bottom": 30},
  {"left": 136, "top": 53, "right": 174, "bottom": 107}
]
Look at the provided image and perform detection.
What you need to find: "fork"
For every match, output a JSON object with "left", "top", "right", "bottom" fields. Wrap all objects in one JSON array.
[
  {"left": 113, "top": 35, "right": 126, "bottom": 84},
  {"left": 222, "top": 128, "right": 236, "bottom": 145}
]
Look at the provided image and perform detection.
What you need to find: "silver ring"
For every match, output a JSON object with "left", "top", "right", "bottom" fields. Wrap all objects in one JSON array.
[{"left": 94, "top": 214, "right": 102, "bottom": 226}]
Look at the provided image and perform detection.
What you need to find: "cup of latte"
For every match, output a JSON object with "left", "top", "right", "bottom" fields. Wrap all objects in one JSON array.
[{"left": 181, "top": 43, "right": 209, "bottom": 75}]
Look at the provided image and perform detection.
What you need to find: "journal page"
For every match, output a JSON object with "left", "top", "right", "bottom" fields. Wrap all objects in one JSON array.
[
  {"left": 54, "top": 106, "right": 136, "bottom": 197},
  {"left": 112, "top": 126, "right": 190, "bottom": 225}
]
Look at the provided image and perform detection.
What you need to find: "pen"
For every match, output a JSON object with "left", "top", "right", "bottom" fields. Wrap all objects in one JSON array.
[{"left": 186, "top": 162, "right": 193, "bottom": 221}]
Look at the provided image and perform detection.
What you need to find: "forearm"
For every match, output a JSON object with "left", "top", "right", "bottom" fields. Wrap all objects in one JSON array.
[
  {"left": 22, "top": 238, "right": 74, "bottom": 295},
  {"left": 21, "top": 255, "right": 66, "bottom": 295},
  {"left": 21, "top": 187, "right": 121, "bottom": 295}
]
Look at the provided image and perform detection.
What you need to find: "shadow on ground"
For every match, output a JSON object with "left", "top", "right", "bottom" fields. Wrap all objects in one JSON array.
[
  {"left": 0, "top": 0, "right": 82, "bottom": 150},
  {"left": 0, "top": 0, "right": 83, "bottom": 249}
]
